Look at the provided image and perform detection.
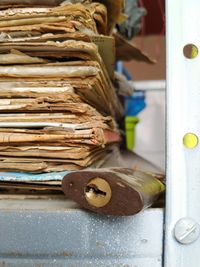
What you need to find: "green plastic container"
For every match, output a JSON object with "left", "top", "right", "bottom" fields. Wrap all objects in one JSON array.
[{"left": 125, "top": 116, "right": 139, "bottom": 151}]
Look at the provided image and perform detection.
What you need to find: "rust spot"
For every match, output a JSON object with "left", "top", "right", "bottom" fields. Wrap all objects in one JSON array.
[
  {"left": 96, "top": 242, "right": 104, "bottom": 248},
  {"left": 4, "top": 251, "right": 73, "bottom": 258},
  {"left": 56, "top": 251, "right": 73, "bottom": 257},
  {"left": 0, "top": 261, "right": 11, "bottom": 267}
]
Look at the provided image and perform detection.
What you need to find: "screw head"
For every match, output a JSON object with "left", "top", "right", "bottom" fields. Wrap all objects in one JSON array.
[{"left": 174, "top": 218, "right": 200, "bottom": 245}]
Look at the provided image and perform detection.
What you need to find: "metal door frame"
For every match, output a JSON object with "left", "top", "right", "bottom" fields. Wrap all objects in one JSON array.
[{"left": 165, "top": 0, "right": 200, "bottom": 266}]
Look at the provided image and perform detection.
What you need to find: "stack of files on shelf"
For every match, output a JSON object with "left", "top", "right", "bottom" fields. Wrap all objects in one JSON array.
[{"left": 0, "top": 0, "right": 123, "bottom": 173}]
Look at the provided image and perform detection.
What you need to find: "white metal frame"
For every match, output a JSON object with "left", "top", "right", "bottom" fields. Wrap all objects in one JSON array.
[{"left": 165, "top": 0, "right": 200, "bottom": 266}]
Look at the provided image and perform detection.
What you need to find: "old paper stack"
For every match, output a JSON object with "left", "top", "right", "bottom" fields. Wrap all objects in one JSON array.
[{"left": 0, "top": 0, "right": 124, "bottom": 174}]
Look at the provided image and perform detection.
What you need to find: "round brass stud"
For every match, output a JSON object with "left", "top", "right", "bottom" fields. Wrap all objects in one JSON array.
[{"left": 183, "top": 133, "right": 199, "bottom": 149}]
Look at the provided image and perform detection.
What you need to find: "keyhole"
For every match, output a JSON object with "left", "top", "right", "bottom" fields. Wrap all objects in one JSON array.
[
  {"left": 85, "top": 177, "right": 112, "bottom": 208},
  {"left": 85, "top": 184, "right": 107, "bottom": 197}
]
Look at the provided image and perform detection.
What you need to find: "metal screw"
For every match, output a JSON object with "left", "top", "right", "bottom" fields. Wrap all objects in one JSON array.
[{"left": 174, "top": 218, "right": 200, "bottom": 245}]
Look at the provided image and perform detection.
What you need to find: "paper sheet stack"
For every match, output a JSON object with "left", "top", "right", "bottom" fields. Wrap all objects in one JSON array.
[{"left": 0, "top": 0, "right": 123, "bottom": 173}]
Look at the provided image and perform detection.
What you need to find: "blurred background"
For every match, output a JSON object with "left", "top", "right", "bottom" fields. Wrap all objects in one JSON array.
[{"left": 121, "top": 0, "right": 165, "bottom": 170}]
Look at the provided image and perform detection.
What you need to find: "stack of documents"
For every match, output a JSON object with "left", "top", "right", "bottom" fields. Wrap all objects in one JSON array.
[{"left": 0, "top": 0, "right": 123, "bottom": 173}]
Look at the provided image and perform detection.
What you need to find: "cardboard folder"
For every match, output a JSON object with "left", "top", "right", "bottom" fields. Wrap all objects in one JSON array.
[
  {"left": 0, "top": 0, "right": 123, "bottom": 174},
  {"left": 0, "top": 40, "right": 123, "bottom": 118},
  {"left": 0, "top": 0, "right": 124, "bottom": 35},
  {"left": 0, "top": 3, "right": 107, "bottom": 35}
]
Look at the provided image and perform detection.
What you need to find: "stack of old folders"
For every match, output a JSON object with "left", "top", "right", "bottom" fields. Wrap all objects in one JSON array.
[{"left": 0, "top": 0, "right": 125, "bottom": 191}]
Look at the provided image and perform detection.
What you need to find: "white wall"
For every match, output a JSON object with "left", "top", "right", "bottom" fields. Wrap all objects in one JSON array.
[{"left": 133, "top": 81, "right": 166, "bottom": 170}]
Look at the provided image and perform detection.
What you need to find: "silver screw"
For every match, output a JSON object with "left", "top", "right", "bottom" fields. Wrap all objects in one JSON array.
[{"left": 174, "top": 218, "right": 200, "bottom": 245}]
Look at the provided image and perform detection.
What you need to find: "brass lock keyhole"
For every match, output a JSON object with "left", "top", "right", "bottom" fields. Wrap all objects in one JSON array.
[
  {"left": 85, "top": 177, "right": 112, "bottom": 208},
  {"left": 85, "top": 184, "right": 107, "bottom": 197}
]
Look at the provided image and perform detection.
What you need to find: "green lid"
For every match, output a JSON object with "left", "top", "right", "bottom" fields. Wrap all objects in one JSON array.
[{"left": 125, "top": 116, "right": 139, "bottom": 151}]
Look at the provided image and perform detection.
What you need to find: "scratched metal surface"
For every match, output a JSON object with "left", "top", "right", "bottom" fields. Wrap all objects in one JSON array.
[{"left": 0, "top": 197, "right": 163, "bottom": 267}]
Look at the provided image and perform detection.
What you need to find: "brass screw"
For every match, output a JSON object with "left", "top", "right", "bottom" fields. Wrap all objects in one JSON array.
[{"left": 85, "top": 177, "right": 112, "bottom": 208}]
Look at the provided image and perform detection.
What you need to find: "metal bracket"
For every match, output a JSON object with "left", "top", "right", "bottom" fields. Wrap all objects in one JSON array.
[{"left": 165, "top": 0, "right": 200, "bottom": 266}]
